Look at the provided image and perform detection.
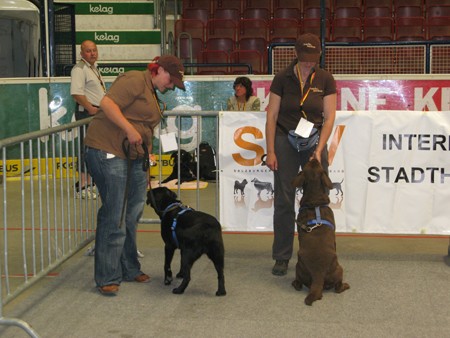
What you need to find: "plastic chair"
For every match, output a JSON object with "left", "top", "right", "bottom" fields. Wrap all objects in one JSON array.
[
  {"left": 238, "top": 37, "right": 268, "bottom": 58},
  {"left": 303, "top": 0, "right": 331, "bottom": 11},
  {"left": 242, "top": 7, "right": 271, "bottom": 22},
  {"left": 206, "top": 19, "right": 238, "bottom": 41},
  {"left": 334, "top": 6, "right": 362, "bottom": 19},
  {"left": 197, "top": 50, "right": 230, "bottom": 75},
  {"left": 364, "top": 6, "right": 392, "bottom": 18},
  {"left": 206, "top": 38, "right": 236, "bottom": 53},
  {"left": 175, "top": 19, "right": 205, "bottom": 62},
  {"left": 301, "top": 18, "right": 331, "bottom": 41},
  {"left": 427, "top": 16, "right": 450, "bottom": 40},
  {"left": 270, "top": 18, "right": 300, "bottom": 43},
  {"left": 363, "top": 17, "right": 394, "bottom": 42},
  {"left": 214, "top": 8, "right": 241, "bottom": 21},
  {"left": 273, "top": 0, "right": 302, "bottom": 11},
  {"left": 395, "top": 6, "right": 423, "bottom": 18},
  {"left": 395, "top": 16, "right": 425, "bottom": 41},
  {"left": 245, "top": 0, "right": 272, "bottom": 12},
  {"left": 426, "top": 5, "right": 450, "bottom": 19},
  {"left": 182, "top": 8, "right": 210, "bottom": 23},
  {"left": 213, "top": 0, "right": 243, "bottom": 13},
  {"left": 303, "top": 7, "right": 332, "bottom": 20},
  {"left": 364, "top": 0, "right": 392, "bottom": 17},
  {"left": 331, "top": 18, "right": 362, "bottom": 42},
  {"left": 183, "top": 0, "right": 212, "bottom": 10},
  {"left": 425, "top": 0, "right": 450, "bottom": 6},
  {"left": 230, "top": 49, "right": 264, "bottom": 74},
  {"left": 273, "top": 7, "right": 301, "bottom": 20},
  {"left": 239, "top": 19, "right": 269, "bottom": 40}
]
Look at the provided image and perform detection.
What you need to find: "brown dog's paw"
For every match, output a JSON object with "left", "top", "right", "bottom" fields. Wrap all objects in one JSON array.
[
  {"left": 291, "top": 280, "right": 303, "bottom": 291},
  {"left": 304, "top": 293, "right": 322, "bottom": 306},
  {"left": 335, "top": 282, "right": 350, "bottom": 293}
]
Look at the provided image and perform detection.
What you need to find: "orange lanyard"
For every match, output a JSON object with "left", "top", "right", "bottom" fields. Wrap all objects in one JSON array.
[
  {"left": 296, "top": 63, "right": 315, "bottom": 119},
  {"left": 82, "top": 59, "right": 106, "bottom": 93}
]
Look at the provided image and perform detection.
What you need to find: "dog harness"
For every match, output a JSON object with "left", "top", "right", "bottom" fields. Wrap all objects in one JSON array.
[
  {"left": 298, "top": 206, "right": 334, "bottom": 233},
  {"left": 162, "top": 202, "right": 193, "bottom": 248}
]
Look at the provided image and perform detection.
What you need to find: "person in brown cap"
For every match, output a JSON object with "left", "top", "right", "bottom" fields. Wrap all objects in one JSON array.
[
  {"left": 265, "top": 33, "right": 337, "bottom": 276},
  {"left": 83, "top": 54, "right": 185, "bottom": 295}
]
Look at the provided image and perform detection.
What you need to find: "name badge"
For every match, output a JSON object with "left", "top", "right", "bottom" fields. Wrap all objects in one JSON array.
[
  {"left": 160, "top": 132, "right": 178, "bottom": 153},
  {"left": 294, "top": 118, "right": 314, "bottom": 138}
]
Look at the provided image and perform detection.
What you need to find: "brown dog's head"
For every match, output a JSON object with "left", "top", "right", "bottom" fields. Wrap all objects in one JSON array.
[
  {"left": 146, "top": 187, "right": 179, "bottom": 218},
  {"left": 292, "top": 159, "right": 333, "bottom": 207}
]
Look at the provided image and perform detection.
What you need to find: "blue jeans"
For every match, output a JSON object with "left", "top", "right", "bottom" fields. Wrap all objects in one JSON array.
[{"left": 85, "top": 146, "right": 147, "bottom": 287}]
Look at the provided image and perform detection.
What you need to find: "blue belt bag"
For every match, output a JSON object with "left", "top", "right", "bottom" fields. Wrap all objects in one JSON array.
[{"left": 287, "top": 128, "right": 319, "bottom": 152}]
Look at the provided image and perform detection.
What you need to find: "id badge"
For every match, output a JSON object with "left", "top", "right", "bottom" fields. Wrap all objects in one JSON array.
[
  {"left": 160, "top": 132, "right": 178, "bottom": 153},
  {"left": 294, "top": 118, "right": 314, "bottom": 138}
]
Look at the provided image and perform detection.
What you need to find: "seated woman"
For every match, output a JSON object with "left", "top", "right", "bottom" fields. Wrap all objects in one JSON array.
[{"left": 227, "top": 76, "right": 261, "bottom": 111}]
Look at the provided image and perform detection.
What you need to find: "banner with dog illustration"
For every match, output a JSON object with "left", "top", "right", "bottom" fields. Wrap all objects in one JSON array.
[{"left": 219, "top": 110, "right": 450, "bottom": 235}]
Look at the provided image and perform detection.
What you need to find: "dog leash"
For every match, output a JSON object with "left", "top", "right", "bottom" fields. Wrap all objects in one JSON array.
[
  {"left": 297, "top": 206, "right": 334, "bottom": 233},
  {"left": 120, "top": 138, "right": 150, "bottom": 228}
]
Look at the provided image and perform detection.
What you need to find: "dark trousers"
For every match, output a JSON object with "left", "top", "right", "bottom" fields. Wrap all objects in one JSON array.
[{"left": 272, "top": 132, "right": 329, "bottom": 261}]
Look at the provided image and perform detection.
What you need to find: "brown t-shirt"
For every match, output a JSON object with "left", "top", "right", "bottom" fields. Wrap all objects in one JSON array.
[
  {"left": 270, "top": 59, "right": 336, "bottom": 134},
  {"left": 84, "top": 70, "right": 161, "bottom": 159}
]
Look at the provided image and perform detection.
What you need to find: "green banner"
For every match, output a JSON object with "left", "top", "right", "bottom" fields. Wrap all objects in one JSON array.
[
  {"left": 76, "top": 31, "right": 161, "bottom": 45},
  {"left": 73, "top": 2, "right": 154, "bottom": 15}
]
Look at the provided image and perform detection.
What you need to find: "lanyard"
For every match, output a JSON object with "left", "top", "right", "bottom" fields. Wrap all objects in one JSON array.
[
  {"left": 296, "top": 63, "right": 315, "bottom": 119},
  {"left": 82, "top": 59, "right": 106, "bottom": 93},
  {"left": 237, "top": 101, "right": 246, "bottom": 111}
]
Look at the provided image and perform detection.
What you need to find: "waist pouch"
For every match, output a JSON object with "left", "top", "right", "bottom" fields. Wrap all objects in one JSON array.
[{"left": 287, "top": 128, "right": 319, "bottom": 152}]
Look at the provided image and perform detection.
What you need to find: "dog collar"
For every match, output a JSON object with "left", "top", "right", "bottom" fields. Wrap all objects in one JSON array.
[{"left": 298, "top": 206, "right": 334, "bottom": 233}]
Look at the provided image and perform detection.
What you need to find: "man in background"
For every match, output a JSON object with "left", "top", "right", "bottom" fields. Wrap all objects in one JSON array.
[{"left": 70, "top": 40, "right": 106, "bottom": 199}]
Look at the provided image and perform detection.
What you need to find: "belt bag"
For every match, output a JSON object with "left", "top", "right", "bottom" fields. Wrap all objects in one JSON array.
[{"left": 288, "top": 128, "right": 319, "bottom": 152}]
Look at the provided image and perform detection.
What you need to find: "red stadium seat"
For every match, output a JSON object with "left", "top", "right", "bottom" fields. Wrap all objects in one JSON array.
[
  {"left": 242, "top": 7, "right": 271, "bottom": 22},
  {"left": 395, "top": 16, "right": 425, "bottom": 41},
  {"left": 239, "top": 19, "right": 269, "bottom": 40},
  {"left": 270, "top": 18, "right": 300, "bottom": 43},
  {"left": 427, "top": 16, "right": 450, "bottom": 40},
  {"left": 363, "top": 17, "right": 394, "bottom": 42},
  {"left": 197, "top": 50, "right": 230, "bottom": 75},
  {"left": 230, "top": 49, "right": 264, "bottom": 74},
  {"left": 182, "top": 8, "right": 210, "bottom": 23},
  {"left": 301, "top": 18, "right": 331, "bottom": 41},
  {"left": 331, "top": 18, "right": 362, "bottom": 42},
  {"left": 273, "top": 7, "right": 301, "bottom": 20}
]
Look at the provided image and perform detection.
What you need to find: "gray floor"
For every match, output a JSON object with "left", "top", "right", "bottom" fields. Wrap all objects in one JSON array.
[{"left": 1, "top": 229, "right": 449, "bottom": 338}]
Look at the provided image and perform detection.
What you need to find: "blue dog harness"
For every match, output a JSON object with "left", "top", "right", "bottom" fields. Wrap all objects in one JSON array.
[
  {"left": 298, "top": 206, "right": 334, "bottom": 233},
  {"left": 162, "top": 202, "right": 193, "bottom": 248}
]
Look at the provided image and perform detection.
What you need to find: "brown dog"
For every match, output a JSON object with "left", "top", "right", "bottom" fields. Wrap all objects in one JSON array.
[{"left": 291, "top": 159, "right": 349, "bottom": 306}]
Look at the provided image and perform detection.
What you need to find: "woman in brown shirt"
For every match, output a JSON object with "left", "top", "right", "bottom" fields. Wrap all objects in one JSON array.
[{"left": 84, "top": 55, "right": 185, "bottom": 295}]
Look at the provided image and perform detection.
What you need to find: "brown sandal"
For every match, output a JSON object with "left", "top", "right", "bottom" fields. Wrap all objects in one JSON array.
[{"left": 134, "top": 274, "right": 151, "bottom": 283}]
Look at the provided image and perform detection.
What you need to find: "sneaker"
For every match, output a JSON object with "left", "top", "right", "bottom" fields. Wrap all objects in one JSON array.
[
  {"left": 76, "top": 187, "right": 97, "bottom": 200},
  {"left": 137, "top": 250, "right": 144, "bottom": 258},
  {"left": 85, "top": 245, "right": 95, "bottom": 256},
  {"left": 272, "top": 260, "right": 289, "bottom": 276}
]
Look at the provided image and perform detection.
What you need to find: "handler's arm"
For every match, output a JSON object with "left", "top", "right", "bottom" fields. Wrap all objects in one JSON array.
[
  {"left": 265, "top": 92, "right": 281, "bottom": 171},
  {"left": 313, "top": 93, "right": 336, "bottom": 162}
]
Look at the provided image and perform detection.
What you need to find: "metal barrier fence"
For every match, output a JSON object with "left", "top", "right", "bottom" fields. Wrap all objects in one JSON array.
[
  {"left": 0, "top": 119, "right": 97, "bottom": 337},
  {"left": 269, "top": 41, "right": 450, "bottom": 75},
  {"left": 0, "top": 110, "right": 220, "bottom": 337}
]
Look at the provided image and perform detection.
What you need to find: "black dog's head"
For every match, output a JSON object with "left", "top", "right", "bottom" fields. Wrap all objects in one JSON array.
[
  {"left": 171, "top": 150, "right": 194, "bottom": 165},
  {"left": 146, "top": 187, "right": 179, "bottom": 218}
]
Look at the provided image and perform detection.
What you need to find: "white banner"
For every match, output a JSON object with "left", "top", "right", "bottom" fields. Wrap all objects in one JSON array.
[{"left": 219, "top": 110, "right": 450, "bottom": 235}]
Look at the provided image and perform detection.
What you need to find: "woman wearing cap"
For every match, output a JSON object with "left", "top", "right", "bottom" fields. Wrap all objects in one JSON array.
[
  {"left": 227, "top": 76, "right": 261, "bottom": 111},
  {"left": 265, "top": 33, "right": 337, "bottom": 276},
  {"left": 84, "top": 55, "right": 185, "bottom": 295}
]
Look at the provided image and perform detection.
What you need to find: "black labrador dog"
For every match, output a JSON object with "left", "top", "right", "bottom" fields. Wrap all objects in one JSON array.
[
  {"left": 161, "top": 150, "right": 197, "bottom": 185},
  {"left": 146, "top": 187, "right": 226, "bottom": 296}
]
